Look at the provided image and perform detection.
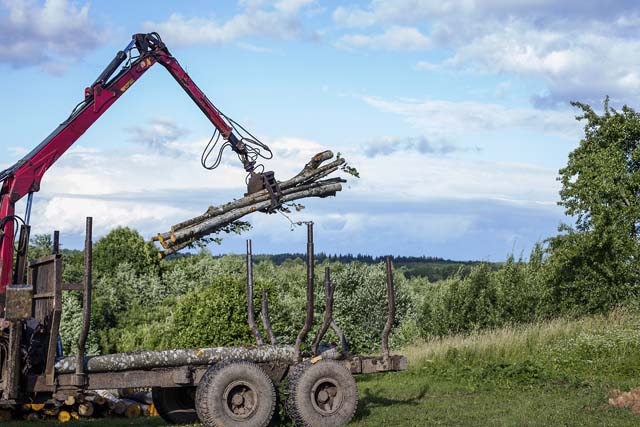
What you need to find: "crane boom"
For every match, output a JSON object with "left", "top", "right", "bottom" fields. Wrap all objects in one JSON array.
[{"left": 0, "top": 33, "right": 271, "bottom": 310}]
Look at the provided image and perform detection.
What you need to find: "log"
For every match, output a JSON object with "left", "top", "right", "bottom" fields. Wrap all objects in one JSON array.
[
  {"left": 58, "top": 410, "right": 71, "bottom": 423},
  {"left": 121, "top": 399, "right": 142, "bottom": 418},
  {"left": 95, "top": 390, "right": 127, "bottom": 415},
  {"left": 78, "top": 402, "right": 94, "bottom": 417},
  {"left": 55, "top": 345, "right": 295, "bottom": 374},
  {"left": 120, "top": 390, "right": 152, "bottom": 405},
  {"left": 64, "top": 395, "right": 76, "bottom": 406},
  {"left": 152, "top": 151, "right": 354, "bottom": 258},
  {"left": 146, "top": 403, "right": 159, "bottom": 417},
  {"left": 29, "top": 403, "right": 45, "bottom": 412},
  {"left": 43, "top": 406, "right": 60, "bottom": 417},
  {"left": 85, "top": 394, "right": 107, "bottom": 406}
]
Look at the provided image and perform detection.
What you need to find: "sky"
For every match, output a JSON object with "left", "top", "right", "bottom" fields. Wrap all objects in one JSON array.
[{"left": 0, "top": 0, "right": 637, "bottom": 260}]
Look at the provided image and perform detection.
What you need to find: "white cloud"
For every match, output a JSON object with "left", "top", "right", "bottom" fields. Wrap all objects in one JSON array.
[
  {"left": 142, "top": 0, "right": 318, "bottom": 47},
  {"left": 0, "top": 0, "right": 102, "bottom": 69},
  {"left": 361, "top": 96, "right": 581, "bottom": 138},
  {"left": 349, "top": 150, "right": 560, "bottom": 205},
  {"left": 332, "top": 1, "right": 640, "bottom": 105},
  {"left": 31, "top": 196, "right": 192, "bottom": 236},
  {"left": 126, "top": 117, "right": 190, "bottom": 154},
  {"left": 338, "top": 26, "right": 430, "bottom": 51},
  {"left": 332, "top": 6, "right": 376, "bottom": 28}
]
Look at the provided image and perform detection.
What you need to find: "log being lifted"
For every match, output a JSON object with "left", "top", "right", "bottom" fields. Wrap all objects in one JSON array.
[
  {"left": 152, "top": 151, "right": 352, "bottom": 258},
  {"left": 55, "top": 345, "right": 295, "bottom": 374}
]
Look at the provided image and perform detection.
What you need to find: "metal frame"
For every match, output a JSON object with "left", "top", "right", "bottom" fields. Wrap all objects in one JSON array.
[{"left": 1, "top": 218, "right": 407, "bottom": 406}]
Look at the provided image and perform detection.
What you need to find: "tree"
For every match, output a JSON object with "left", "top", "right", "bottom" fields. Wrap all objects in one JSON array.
[
  {"left": 93, "top": 227, "right": 158, "bottom": 278},
  {"left": 546, "top": 99, "right": 640, "bottom": 312},
  {"left": 29, "top": 234, "right": 53, "bottom": 260}
]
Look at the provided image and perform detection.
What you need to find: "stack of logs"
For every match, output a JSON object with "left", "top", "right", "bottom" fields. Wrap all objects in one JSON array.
[{"left": 0, "top": 389, "right": 158, "bottom": 422}]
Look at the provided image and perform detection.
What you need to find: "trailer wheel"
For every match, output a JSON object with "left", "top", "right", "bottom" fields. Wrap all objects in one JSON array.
[
  {"left": 151, "top": 386, "right": 198, "bottom": 424},
  {"left": 196, "top": 360, "right": 276, "bottom": 427},
  {"left": 286, "top": 360, "right": 358, "bottom": 427}
]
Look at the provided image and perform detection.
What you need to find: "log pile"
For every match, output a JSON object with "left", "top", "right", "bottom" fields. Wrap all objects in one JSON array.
[
  {"left": 153, "top": 150, "right": 354, "bottom": 258},
  {"left": 11, "top": 389, "right": 158, "bottom": 422}
]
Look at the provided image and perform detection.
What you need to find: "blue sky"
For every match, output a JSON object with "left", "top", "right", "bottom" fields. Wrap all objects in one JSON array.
[{"left": 1, "top": 0, "right": 637, "bottom": 260}]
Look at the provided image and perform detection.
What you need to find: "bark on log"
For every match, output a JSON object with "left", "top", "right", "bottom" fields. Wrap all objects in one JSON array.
[
  {"left": 55, "top": 345, "right": 295, "bottom": 374},
  {"left": 95, "top": 390, "right": 127, "bottom": 415},
  {"left": 153, "top": 151, "right": 351, "bottom": 258},
  {"left": 118, "top": 390, "right": 153, "bottom": 405}
]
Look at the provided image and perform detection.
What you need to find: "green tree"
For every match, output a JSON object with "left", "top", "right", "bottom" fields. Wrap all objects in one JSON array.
[
  {"left": 546, "top": 99, "right": 640, "bottom": 313},
  {"left": 29, "top": 233, "right": 53, "bottom": 260},
  {"left": 171, "top": 276, "right": 254, "bottom": 348},
  {"left": 93, "top": 227, "right": 158, "bottom": 278}
]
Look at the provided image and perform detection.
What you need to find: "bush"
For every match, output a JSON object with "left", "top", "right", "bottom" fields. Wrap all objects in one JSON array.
[
  {"left": 171, "top": 276, "right": 254, "bottom": 348},
  {"left": 332, "top": 261, "right": 414, "bottom": 354}
]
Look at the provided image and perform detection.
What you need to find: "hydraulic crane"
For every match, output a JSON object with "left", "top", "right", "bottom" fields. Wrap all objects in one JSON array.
[{"left": 0, "top": 32, "right": 280, "bottom": 315}]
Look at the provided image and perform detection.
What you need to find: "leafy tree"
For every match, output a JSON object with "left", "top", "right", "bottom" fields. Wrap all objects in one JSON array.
[
  {"left": 546, "top": 99, "right": 640, "bottom": 313},
  {"left": 171, "top": 276, "right": 254, "bottom": 348},
  {"left": 93, "top": 227, "right": 158, "bottom": 278},
  {"left": 332, "top": 262, "right": 414, "bottom": 353},
  {"left": 29, "top": 233, "right": 54, "bottom": 260}
]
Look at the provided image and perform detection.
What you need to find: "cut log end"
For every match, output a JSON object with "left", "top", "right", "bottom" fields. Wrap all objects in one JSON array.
[{"left": 58, "top": 411, "right": 71, "bottom": 423}]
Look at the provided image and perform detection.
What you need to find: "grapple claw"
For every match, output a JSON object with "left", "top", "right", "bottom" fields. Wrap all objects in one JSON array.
[{"left": 246, "top": 171, "right": 281, "bottom": 212}]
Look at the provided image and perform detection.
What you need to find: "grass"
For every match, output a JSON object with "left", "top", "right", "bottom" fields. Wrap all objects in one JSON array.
[{"left": 6, "top": 308, "right": 640, "bottom": 426}]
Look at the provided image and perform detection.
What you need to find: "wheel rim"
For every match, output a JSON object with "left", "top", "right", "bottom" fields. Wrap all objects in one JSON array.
[
  {"left": 310, "top": 377, "right": 343, "bottom": 415},
  {"left": 223, "top": 380, "right": 259, "bottom": 420}
]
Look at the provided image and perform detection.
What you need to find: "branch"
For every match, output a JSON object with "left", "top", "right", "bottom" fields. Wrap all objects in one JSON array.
[{"left": 152, "top": 151, "right": 353, "bottom": 258}]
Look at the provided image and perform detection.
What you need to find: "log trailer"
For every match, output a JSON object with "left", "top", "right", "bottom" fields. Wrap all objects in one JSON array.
[{"left": 0, "top": 33, "right": 407, "bottom": 426}]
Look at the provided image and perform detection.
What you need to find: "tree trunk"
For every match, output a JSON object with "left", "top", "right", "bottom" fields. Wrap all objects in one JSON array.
[
  {"left": 152, "top": 151, "right": 351, "bottom": 258},
  {"left": 55, "top": 345, "right": 295, "bottom": 373}
]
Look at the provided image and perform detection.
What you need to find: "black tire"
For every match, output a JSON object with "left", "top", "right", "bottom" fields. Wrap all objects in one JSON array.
[
  {"left": 196, "top": 360, "right": 276, "bottom": 427},
  {"left": 286, "top": 360, "right": 358, "bottom": 427},
  {"left": 151, "top": 386, "right": 198, "bottom": 425}
]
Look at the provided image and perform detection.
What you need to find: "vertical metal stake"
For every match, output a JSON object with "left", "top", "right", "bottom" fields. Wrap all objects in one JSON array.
[
  {"left": 294, "top": 222, "right": 315, "bottom": 361},
  {"left": 76, "top": 217, "right": 93, "bottom": 385},
  {"left": 381, "top": 256, "right": 395, "bottom": 360},
  {"left": 311, "top": 267, "right": 335, "bottom": 356},
  {"left": 246, "top": 240, "right": 263, "bottom": 346},
  {"left": 53, "top": 230, "right": 60, "bottom": 254},
  {"left": 261, "top": 288, "right": 277, "bottom": 345}
]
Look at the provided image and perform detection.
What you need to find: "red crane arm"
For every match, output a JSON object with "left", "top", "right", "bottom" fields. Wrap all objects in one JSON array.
[{"left": 0, "top": 33, "right": 258, "bottom": 300}]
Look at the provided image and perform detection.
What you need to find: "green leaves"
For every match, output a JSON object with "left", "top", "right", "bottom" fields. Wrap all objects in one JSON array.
[{"left": 547, "top": 99, "right": 640, "bottom": 313}]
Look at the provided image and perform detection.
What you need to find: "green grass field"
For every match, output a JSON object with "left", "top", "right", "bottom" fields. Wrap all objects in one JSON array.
[{"left": 6, "top": 308, "right": 640, "bottom": 426}]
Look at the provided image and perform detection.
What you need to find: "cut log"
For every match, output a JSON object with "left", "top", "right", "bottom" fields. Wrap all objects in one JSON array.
[
  {"left": 29, "top": 403, "right": 45, "bottom": 412},
  {"left": 58, "top": 410, "right": 71, "bottom": 423},
  {"left": 152, "top": 151, "right": 354, "bottom": 258},
  {"left": 120, "top": 391, "right": 152, "bottom": 405},
  {"left": 85, "top": 394, "right": 107, "bottom": 406},
  {"left": 64, "top": 395, "right": 76, "bottom": 406},
  {"left": 95, "top": 390, "right": 127, "bottom": 415},
  {"left": 146, "top": 403, "right": 159, "bottom": 417},
  {"left": 56, "top": 345, "right": 295, "bottom": 373},
  {"left": 122, "top": 399, "right": 142, "bottom": 418},
  {"left": 43, "top": 406, "right": 60, "bottom": 417},
  {"left": 78, "top": 402, "right": 94, "bottom": 417}
]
